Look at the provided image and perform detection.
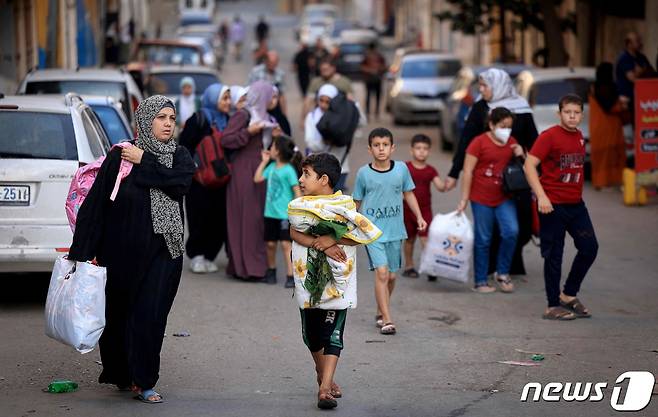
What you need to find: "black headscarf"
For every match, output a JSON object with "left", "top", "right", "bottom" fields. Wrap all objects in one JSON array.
[
  {"left": 594, "top": 62, "right": 619, "bottom": 113},
  {"left": 134, "top": 95, "right": 184, "bottom": 258}
]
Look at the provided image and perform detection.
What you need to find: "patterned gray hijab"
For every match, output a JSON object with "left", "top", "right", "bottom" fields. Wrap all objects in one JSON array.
[{"left": 134, "top": 95, "right": 184, "bottom": 258}]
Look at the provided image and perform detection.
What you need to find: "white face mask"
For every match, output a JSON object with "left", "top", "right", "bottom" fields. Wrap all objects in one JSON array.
[{"left": 494, "top": 127, "right": 512, "bottom": 144}]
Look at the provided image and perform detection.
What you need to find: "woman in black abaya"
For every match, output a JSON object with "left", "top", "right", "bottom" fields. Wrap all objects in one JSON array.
[{"left": 69, "top": 95, "right": 195, "bottom": 403}]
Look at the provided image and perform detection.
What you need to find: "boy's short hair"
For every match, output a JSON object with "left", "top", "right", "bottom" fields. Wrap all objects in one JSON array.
[
  {"left": 558, "top": 94, "right": 584, "bottom": 111},
  {"left": 411, "top": 134, "right": 431, "bottom": 147},
  {"left": 368, "top": 127, "right": 394, "bottom": 146},
  {"left": 486, "top": 107, "right": 515, "bottom": 126},
  {"left": 301, "top": 153, "right": 341, "bottom": 188}
]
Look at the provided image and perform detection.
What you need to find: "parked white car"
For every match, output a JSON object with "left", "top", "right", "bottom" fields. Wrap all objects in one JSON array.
[
  {"left": 0, "top": 94, "right": 111, "bottom": 272},
  {"left": 17, "top": 68, "right": 143, "bottom": 126}
]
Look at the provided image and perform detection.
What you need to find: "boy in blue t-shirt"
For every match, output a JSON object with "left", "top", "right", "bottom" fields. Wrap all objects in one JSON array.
[{"left": 353, "top": 127, "right": 427, "bottom": 335}]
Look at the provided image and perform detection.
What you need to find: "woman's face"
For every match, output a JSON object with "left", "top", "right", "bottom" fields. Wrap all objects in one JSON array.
[
  {"left": 152, "top": 107, "right": 176, "bottom": 142},
  {"left": 268, "top": 94, "right": 279, "bottom": 110},
  {"left": 217, "top": 90, "right": 231, "bottom": 113},
  {"left": 479, "top": 79, "right": 493, "bottom": 102},
  {"left": 236, "top": 95, "right": 247, "bottom": 110},
  {"left": 318, "top": 95, "right": 331, "bottom": 111}
]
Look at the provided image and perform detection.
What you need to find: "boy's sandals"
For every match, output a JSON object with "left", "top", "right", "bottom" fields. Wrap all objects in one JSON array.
[
  {"left": 317, "top": 389, "right": 338, "bottom": 409},
  {"left": 494, "top": 273, "right": 515, "bottom": 293},
  {"left": 134, "top": 388, "right": 163, "bottom": 404},
  {"left": 380, "top": 322, "right": 396, "bottom": 335},
  {"left": 375, "top": 315, "right": 384, "bottom": 328},
  {"left": 560, "top": 297, "right": 591, "bottom": 318},
  {"left": 472, "top": 284, "right": 496, "bottom": 294},
  {"left": 542, "top": 306, "right": 577, "bottom": 321},
  {"left": 402, "top": 268, "right": 419, "bottom": 278}
]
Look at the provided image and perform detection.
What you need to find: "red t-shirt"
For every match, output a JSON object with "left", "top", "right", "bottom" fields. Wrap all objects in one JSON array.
[
  {"left": 529, "top": 125, "right": 585, "bottom": 204},
  {"left": 403, "top": 161, "right": 439, "bottom": 211},
  {"left": 466, "top": 133, "right": 518, "bottom": 207}
]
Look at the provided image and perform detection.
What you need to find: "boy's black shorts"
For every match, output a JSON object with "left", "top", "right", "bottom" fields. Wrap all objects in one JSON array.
[
  {"left": 299, "top": 308, "right": 347, "bottom": 357},
  {"left": 264, "top": 217, "right": 291, "bottom": 242}
]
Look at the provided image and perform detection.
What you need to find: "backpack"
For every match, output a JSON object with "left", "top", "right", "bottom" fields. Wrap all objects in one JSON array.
[
  {"left": 192, "top": 111, "right": 231, "bottom": 188},
  {"left": 316, "top": 94, "right": 360, "bottom": 148},
  {"left": 66, "top": 142, "right": 134, "bottom": 233}
]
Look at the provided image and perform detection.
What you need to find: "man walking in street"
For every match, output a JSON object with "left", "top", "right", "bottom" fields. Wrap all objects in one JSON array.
[
  {"left": 248, "top": 50, "right": 288, "bottom": 115},
  {"left": 360, "top": 42, "right": 387, "bottom": 119}
]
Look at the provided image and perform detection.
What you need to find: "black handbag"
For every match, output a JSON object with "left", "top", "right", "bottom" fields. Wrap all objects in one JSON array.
[{"left": 503, "top": 157, "right": 530, "bottom": 193}]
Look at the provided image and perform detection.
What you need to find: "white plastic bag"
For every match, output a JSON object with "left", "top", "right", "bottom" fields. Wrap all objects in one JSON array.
[
  {"left": 45, "top": 256, "right": 107, "bottom": 353},
  {"left": 419, "top": 211, "right": 474, "bottom": 283}
]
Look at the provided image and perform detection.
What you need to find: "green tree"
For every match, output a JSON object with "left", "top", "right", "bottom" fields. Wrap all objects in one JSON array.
[{"left": 436, "top": 0, "right": 576, "bottom": 67}]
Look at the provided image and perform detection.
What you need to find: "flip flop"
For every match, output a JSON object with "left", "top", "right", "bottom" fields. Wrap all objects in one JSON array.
[
  {"left": 331, "top": 382, "right": 342, "bottom": 398},
  {"left": 402, "top": 268, "right": 419, "bottom": 278},
  {"left": 134, "top": 388, "right": 163, "bottom": 404},
  {"left": 560, "top": 297, "right": 591, "bottom": 318},
  {"left": 375, "top": 315, "right": 384, "bottom": 328},
  {"left": 317, "top": 390, "right": 337, "bottom": 409},
  {"left": 380, "top": 322, "right": 396, "bottom": 335},
  {"left": 542, "top": 306, "right": 577, "bottom": 321}
]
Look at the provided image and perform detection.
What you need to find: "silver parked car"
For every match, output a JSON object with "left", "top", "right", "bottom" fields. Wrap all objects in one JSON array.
[
  {"left": 17, "top": 68, "right": 143, "bottom": 126},
  {"left": 83, "top": 95, "right": 133, "bottom": 146},
  {"left": 387, "top": 51, "right": 462, "bottom": 125},
  {"left": 0, "top": 94, "right": 111, "bottom": 272}
]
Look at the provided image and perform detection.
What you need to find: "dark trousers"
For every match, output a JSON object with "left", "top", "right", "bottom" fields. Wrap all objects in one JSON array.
[
  {"left": 365, "top": 80, "right": 382, "bottom": 116},
  {"left": 184, "top": 180, "right": 227, "bottom": 260},
  {"left": 99, "top": 239, "right": 183, "bottom": 389},
  {"left": 539, "top": 202, "right": 598, "bottom": 307}
]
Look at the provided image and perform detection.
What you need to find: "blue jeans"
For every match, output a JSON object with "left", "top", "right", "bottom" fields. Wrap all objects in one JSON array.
[{"left": 471, "top": 200, "right": 519, "bottom": 286}]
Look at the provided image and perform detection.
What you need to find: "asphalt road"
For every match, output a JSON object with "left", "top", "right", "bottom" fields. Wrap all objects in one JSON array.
[{"left": 1, "top": 1, "right": 657, "bottom": 416}]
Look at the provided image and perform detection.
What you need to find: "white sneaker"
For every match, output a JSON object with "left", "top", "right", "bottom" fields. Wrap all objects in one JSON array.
[
  {"left": 204, "top": 259, "right": 219, "bottom": 273},
  {"left": 190, "top": 255, "right": 207, "bottom": 273}
]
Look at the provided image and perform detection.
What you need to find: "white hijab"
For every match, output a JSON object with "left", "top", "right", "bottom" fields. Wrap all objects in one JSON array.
[
  {"left": 229, "top": 85, "right": 248, "bottom": 112},
  {"left": 479, "top": 68, "right": 532, "bottom": 114},
  {"left": 304, "top": 84, "right": 339, "bottom": 152}
]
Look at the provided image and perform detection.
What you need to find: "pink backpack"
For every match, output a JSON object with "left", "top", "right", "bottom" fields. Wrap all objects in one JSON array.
[{"left": 66, "top": 142, "right": 134, "bottom": 233}]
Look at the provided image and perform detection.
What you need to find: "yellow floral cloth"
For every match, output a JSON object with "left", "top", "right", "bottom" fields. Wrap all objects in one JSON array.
[{"left": 288, "top": 191, "right": 381, "bottom": 310}]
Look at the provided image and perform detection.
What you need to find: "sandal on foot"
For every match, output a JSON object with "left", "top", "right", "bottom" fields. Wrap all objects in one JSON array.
[
  {"left": 331, "top": 382, "right": 342, "bottom": 398},
  {"left": 402, "top": 268, "right": 419, "bottom": 278},
  {"left": 494, "top": 273, "right": 515, "bottom": 293},
  {"left": 116, "top": 384, "right": 132, "bottom": 392},
  {"left": 380, "top": 322, "right": 397, "bottom": 335},
  {"left": 560, "top": 297, "right": 591, "bottom": 318},
  {"left": 134, "top": 388, "right": 163, "bottom": 404},
  {"left": 317, "top": 390, "right": 337, "bottom": 409},
  {"left": 375, "top": 315, "right": 384, "bottom": 328},
  {"left": 542, "top": 306, "right": 577, "bottom": 321}
]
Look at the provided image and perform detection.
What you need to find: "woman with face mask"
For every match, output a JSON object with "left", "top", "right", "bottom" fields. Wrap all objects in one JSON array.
[
  {"left": 446, "top": 68, "right": 538, "bottom": 277},
  {"left": 178, "top": 83, "right": 232, "bottom": 274},
  {"left": 457, "top": 107, "right": 525, "bottom": 294},
  {"left": 68, "top": 95, "right": 195, "bottom": 403}
]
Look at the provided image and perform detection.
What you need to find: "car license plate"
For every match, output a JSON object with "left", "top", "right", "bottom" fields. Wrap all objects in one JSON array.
[
  {"left": 344, "top": 55, "right": 362, "bottom": 63},
  {"left": 0, "top": 185, "right": 30, "bottom": 206}
]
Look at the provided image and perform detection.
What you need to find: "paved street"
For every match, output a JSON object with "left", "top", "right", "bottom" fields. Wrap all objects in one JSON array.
[{"left": 1, "top": 1, "right": 657, "bottom": 416}]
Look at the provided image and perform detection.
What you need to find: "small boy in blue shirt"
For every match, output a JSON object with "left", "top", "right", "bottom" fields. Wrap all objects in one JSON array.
[{"left": 353, "top": 127, "right": 427, "bottom": 335}]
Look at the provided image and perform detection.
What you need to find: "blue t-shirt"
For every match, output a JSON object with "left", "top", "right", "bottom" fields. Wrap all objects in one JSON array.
[
  {"left": 615, "top": 50, "right": 652, "bottom": 99},
  {"left": 353, "top": 161, "right": 415, "bottom": 242},
  {"left": 263, "top": 162, "right": 299, "bottom": 220}
]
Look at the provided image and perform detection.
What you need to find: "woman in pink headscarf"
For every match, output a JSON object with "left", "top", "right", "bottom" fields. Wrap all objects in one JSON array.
[{"left": 222, "top": 80, "right": 282, "bottom": 280}]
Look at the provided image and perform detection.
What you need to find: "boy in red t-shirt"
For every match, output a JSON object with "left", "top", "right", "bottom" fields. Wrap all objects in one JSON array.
[
  {"left": 524, "top": 94, "right": 598, "bottom": 320},
  {"left": 402, "top": 134, "right": 446, "bottom": 281}
]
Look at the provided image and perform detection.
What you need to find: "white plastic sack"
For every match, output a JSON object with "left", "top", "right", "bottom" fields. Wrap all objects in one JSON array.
[
  {"left": 419, "top": 211, "right": 474, "bottom": 283},
  {"left": 45, "top": 256, "right": 107, "bottom": 353}
]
